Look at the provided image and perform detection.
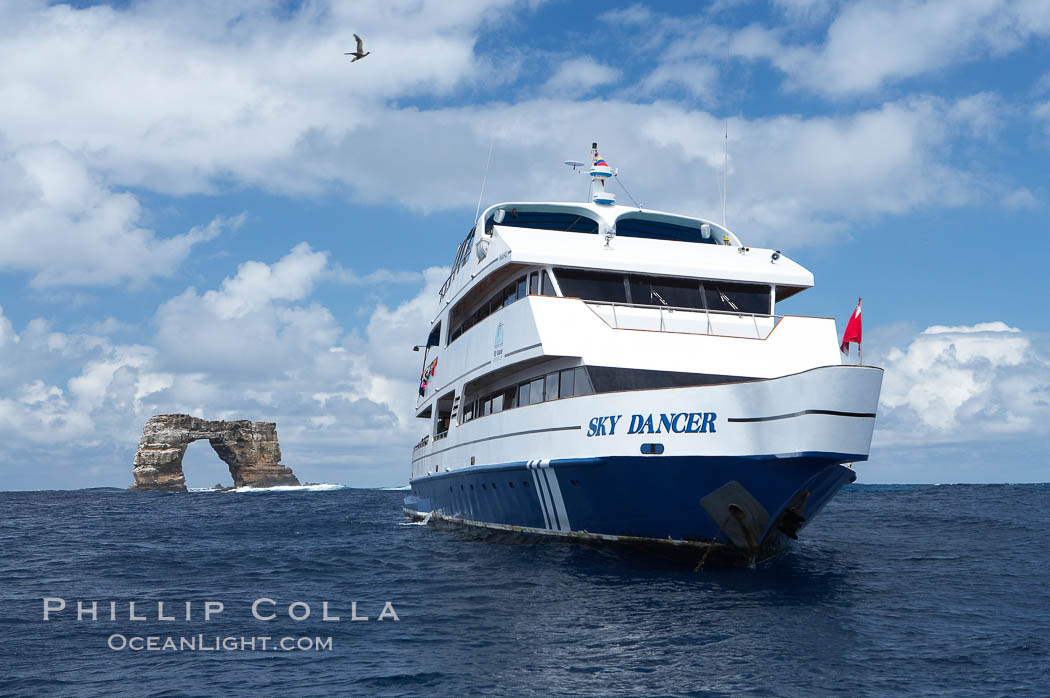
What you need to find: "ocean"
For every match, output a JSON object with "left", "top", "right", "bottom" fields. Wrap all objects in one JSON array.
[{"left": 1, "top": 484, "right": 1048, "bottom": 696}]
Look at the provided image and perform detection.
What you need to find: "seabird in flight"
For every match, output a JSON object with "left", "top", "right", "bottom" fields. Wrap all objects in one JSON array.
[{"left": 345, "top": 34, "right": 370, "bottom": 62}]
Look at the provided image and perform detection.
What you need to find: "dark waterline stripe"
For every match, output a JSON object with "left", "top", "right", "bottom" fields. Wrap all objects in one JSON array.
[{"left": 728, "top": 409, "right": 877, "bottom": 423}]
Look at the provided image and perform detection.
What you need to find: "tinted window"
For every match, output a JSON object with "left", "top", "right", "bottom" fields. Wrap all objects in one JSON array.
[
  {"left": 517, "top": 277, "right": 527, "bottom": 300},
  {"left": 554, "top": 268, "right": 627, "bottom": 303},
  {"left": 574, "top": 367, "right": 593, "bottom": 396},
  {"left": 541, "top": 270, "right": 557, "bottom": 296},
  {"left": 504, "top": 386, "right": 518, "bottom": 409},
  {"left": 615, "top": 216, "right": 717, "bottom": 244},
  {"left": 702, "top": 281, "right": 770, "bottom": 315},
  {"left": 545, "top": 373, "right": 559, "bottom": 401},
  {"left": 492, "top": 394, "right": 504, "bottom": 413},
  {"left": 559, "top": 369, "right": 575, "bottom": 398},
  {"left": 518, "top": 382, "right": 530, "bottom": 406},
  {"left": 529, "top": 378, "right": 545, "bottom": 405},
  {"left": 529, "top": 272, "right": 539, "bottom": 295},
  {"left": 492, "top": 210, "right": 599, "bottom": 233},
  {"left": 628, "top": 275, "right": 703, "bottom": 309}
]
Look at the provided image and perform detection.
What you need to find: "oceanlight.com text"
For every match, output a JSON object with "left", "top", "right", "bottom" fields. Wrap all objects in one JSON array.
[{"left": 107, "top": 634, "right": 333, "bottom": 652}]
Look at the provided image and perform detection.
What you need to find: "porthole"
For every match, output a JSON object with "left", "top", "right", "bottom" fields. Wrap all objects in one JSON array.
[
  {"left": 470, "top": 484, "right": 474, "bottom": 490},
  {"left": 492, "top": 483, "right": 497, "bottom": 489},
  {"left": 523, "top": 481, "right": 530, "bottom": 488},
  {"left": 508, "top": 482, "right": 515, "bottom": 488},
  {"left": 640, "top": 443, "right": 665, "bottom": 455},
  {"left": 570, "top": 480, "right": 581, "bottom": 487},
  {"left": 482, "top": 483, "right": 487, "bottom": 490}
]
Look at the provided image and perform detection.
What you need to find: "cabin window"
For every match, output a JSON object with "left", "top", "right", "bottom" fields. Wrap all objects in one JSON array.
[
  {"left": 545, "top": 373, "right": 559, "bottom": 401},
  {"left": 701, "top": 281, "right": 770, "bottom": 315},
  {"left": 490, "top": 210, "right": 599, "bottom": 234},
  {"left": 426, "top": 322, "right": 442, "bottom": 348},
  {"left": 435, "top": 391, "right": 454, "bottom": 439},
  {"left": 615, "top": 215, "right": 719, "bottom": 244},
  {"left": 529, "top": 378, "right": 545, "bottom": 405},
  {"left": 554, "top": 268, "right": 628, "bottom": 303},
  {"left": 559, "top": 368, "right": 575, "bottom": 398},
  {"left": 552, "top": 268, "right": 770, "bottom": 316},
  {"left": 529, "top": 272, "right": 539, "bottom": 295},
  {"left": 574, "top": 367, "right": 594, "bottom": 395},
  {"left": 462, "top": 367, "right": 596, "bottom": 423},
  {"left": 517, "top": 277, "right": 527, "bottom": 300},
  {"left": 541, "top": 270, "right": 557, "bottom": 296},
  {"left": 628, "top": 275, "right": 703, "bottom": 309}
]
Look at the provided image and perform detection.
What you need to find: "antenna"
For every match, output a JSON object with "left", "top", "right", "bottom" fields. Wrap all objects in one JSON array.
[
  {"left": 474, "top": 137, "right": 495, "bottom": 227},
  {"left": 722, "top": 34, "right": 730, "bottom": 227}
]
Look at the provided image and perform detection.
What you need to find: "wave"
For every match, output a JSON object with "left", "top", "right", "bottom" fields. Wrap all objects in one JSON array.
[{"left": 189, "top": 483, "right": 349, "bottom": 493}]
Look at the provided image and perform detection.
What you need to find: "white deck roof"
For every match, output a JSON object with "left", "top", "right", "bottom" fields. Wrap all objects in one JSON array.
[{"left": 497, "top": 226, "right": 813, "bottom": 288}]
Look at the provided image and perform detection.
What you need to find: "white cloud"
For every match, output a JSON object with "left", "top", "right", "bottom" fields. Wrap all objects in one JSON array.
[
  {"left": 0, "top": 145, "right": 228, "bottom": 286},
  {"left": 611, "top": 1, "right": 1050, "bottom": 99},
  {"left": 636, "top": 62, "right": 719, "bottom": 102},
  {"left": 286, "top": 94, "right": 998, "bottom": 244},
  {"left": 543, "top": 57, "right": 621, "bottom": 95},
  {"left": 1034, "top": 101, "right": 1050, "bottom": 136},
  {"left": 0, "top": 0, "right": 1031, "bottom": 263},
  {"left": 875, "top": 322, "right": 1050, "bottom": 445},
  {"left": 0, "top": 251, "right": 447, "bottom": 488},
  {"left": 1001, "top": 187, "right": 1039, "bottom": 210}
]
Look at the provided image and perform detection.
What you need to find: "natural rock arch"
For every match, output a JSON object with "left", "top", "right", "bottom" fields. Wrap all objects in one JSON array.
[{"left": 130, "top": 414, "right": 300, "bottom": 491}]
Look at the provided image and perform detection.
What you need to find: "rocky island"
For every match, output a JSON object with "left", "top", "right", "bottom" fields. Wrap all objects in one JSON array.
[{"left": 129, "top": 414, "right": 300, "bottom": 492}]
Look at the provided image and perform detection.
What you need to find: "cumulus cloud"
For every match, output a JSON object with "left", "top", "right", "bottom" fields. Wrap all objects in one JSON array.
[
  {"left": 874, "top": 321, "right": 1050, "bottom": 445},
  {"left": 543, "top": 57, "right": 621, "bottom": 95},
  {"left": 605, "top": 1, "right": 1050, "bottom": 99},
  {"left": 0, "top": 0, "right": 524, "bottom": 287},
  {"left": 287, "top": 93, "right": 1001, "bottom": 243},
  {"left": 0, "top": 0, "right": 1034, "bottom": 255},
  {"left": 0, "top": 145, "right": 229, "bottom": 286},
  {"left": 0, "top": 249, "right": 445, "bottom": 489}
]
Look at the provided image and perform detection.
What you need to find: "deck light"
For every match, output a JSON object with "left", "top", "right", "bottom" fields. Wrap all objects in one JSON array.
[{"left": 771, "top": 250, "right": 781, "bottom": 262}]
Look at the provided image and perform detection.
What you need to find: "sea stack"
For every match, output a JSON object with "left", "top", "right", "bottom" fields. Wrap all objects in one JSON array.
[{"left": 130, "top": 414, "right": 300, "bottom": 492}]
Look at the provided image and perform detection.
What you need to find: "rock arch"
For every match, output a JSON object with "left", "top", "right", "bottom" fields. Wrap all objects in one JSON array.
[{"left": 130, "top": 414, "right": 300, "bottom": 491}]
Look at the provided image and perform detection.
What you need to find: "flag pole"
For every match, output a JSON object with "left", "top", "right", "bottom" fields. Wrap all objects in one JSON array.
[{"left": 858, "top": 297, "right": 863, "bottom": 366}]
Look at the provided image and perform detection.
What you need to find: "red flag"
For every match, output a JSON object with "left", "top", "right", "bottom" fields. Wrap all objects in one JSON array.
[{"left": 840, "top": 298, "right": 862, "bottom": 355}]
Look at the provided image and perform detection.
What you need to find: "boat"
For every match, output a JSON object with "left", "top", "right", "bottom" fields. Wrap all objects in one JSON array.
[{"left": 403, "top": 143, "right": 883, "bottom": 563}]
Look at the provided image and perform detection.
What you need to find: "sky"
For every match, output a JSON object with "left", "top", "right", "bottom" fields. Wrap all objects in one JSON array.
[{"left": 0, "top": 0, "right": 1047, "bottom": 490}]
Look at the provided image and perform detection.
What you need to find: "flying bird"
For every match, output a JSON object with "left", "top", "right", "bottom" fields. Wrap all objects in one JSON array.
[{"left": 345, "top": 34, "right": 370, "bottom": 62}]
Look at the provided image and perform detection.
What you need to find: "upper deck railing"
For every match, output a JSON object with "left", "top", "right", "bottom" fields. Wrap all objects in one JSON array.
[{"left": 585, "top": 301, "right": 781, "bottom": 339}]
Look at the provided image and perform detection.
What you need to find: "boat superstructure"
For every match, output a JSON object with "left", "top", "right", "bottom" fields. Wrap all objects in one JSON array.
[{"left": 405, "top": 145, "right": 882, "bottom": 561}]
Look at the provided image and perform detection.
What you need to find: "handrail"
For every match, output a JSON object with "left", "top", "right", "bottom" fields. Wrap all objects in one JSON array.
[
  {"left": 584, "top": 299, "right": 780, "bottom": 320},
  {"left": 584, "top": 300, "right": 779, "bottom": 339}
]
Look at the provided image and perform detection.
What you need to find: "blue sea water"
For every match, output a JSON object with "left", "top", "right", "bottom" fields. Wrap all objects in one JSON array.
[{"left": 1, "top": 483, "right": 1048, "bottom": 696}]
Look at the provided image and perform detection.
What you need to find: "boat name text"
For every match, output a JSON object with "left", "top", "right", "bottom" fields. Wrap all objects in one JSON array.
[{"left": 587, "top": 412, "right": 717, "bottom": 437}]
